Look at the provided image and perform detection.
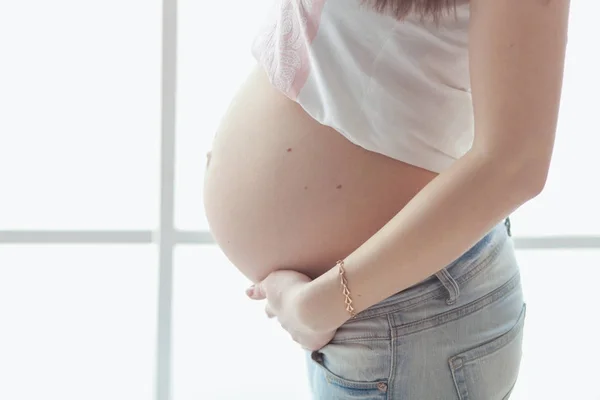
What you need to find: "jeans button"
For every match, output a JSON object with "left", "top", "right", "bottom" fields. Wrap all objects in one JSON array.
[{"left": 311, "top": 351, "right": 324, "bottom": 364}]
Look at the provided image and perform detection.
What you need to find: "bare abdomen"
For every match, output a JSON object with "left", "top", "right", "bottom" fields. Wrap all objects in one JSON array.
[{"left": 203, "top": 66, "right": 437, "bottom": 283}]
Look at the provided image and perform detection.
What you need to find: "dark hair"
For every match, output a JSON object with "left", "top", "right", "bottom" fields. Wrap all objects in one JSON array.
[{"left": 366, "top": 0, "right": 458, "bottom": 20}]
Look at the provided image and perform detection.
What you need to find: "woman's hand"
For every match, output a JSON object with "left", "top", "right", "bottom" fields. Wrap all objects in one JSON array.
[{"left": 246, "top": 270, "right": 337, "bottom": 351}]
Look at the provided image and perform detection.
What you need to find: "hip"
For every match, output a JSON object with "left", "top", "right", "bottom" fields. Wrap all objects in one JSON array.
[{"left": 307, "top": 222, "right": 525, "bottom": 399}]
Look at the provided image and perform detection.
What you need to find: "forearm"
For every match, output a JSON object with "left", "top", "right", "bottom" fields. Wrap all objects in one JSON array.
[{"left": 302, "top": 148, "right": 543, "bottom": 332}]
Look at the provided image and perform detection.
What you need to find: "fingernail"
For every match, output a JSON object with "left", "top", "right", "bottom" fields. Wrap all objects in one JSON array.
[{"left": 245, "top": 285, "right": 255, "bottom": 297}]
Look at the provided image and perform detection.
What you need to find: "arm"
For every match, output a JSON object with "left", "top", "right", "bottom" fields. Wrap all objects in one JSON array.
[{"left": 302, "top": 0, "right": 571, "bottom": 332}]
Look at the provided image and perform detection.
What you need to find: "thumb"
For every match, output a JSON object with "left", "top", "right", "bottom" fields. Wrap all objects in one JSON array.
[{"left": 246, "top": 282, "right": 266, "bottom": 300}]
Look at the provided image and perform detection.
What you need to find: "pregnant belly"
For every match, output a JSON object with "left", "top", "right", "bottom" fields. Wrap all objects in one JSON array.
[{"left": 203, "top": 66, "right": 437, "bottom": 283}]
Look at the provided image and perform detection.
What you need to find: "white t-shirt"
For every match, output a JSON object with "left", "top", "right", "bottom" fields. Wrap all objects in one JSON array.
[{"left": 252, "top": 0, "right": 473, "bottom": 173}]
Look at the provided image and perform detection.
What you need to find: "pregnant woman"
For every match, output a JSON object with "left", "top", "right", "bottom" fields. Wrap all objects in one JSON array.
[{"left": 204, "top": 0, "right": 570, "bottom": 398}]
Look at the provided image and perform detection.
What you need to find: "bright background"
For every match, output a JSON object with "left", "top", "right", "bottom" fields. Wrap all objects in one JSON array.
[{"left": 0, "top": 1, "right": 598, "bottom": 399}]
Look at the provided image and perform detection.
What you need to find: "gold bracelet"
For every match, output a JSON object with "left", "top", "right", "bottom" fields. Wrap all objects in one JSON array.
[{"left": 336, "top": 260, "right": 356, "bottom": 318}]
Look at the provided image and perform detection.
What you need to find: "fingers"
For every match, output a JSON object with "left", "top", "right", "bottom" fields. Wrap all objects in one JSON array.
[
  {"left": 246, "top": 283, "right": 267, "bottom": 300},
  {"left": 248, "top": 281, "right": 275, "bottom": 318},
  {"left": 265, "top": 303, "right": 276, "bottom": 319},
  {"left": 246, "top": 270, "right": 307, "bottom": 302}
]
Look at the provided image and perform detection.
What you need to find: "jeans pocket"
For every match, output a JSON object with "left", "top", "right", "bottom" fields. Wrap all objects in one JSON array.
[
  {"left": 449, "top": 303, "right": 526, "bottom": 400},
  {"left": 308, "top": 340, "right": 389, "bottom": 400}
]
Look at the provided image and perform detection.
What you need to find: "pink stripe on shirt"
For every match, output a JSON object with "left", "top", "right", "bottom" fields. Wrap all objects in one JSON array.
[{"left": 252, "top": 0, "right": 327, "bottom": 99}]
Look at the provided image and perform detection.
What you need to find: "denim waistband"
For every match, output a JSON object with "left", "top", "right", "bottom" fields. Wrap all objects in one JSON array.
[{"left": 354, "top": 222, "right": 510, "bottom": 320}]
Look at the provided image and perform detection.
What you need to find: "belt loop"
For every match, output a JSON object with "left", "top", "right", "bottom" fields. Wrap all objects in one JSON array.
[
  {"left": 505, "top": 217, "right": 512, "bottom": 237},
  {"left": 435, "top": 268, "right": 460, "bottom": 305}
]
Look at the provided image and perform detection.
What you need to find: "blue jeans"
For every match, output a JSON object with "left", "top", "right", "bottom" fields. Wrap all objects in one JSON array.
[{"left": 306, "top": 222, "right": 524, "bottom": 399}]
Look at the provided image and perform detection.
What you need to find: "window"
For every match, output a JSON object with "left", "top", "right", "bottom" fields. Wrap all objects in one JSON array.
[
  {"left": 0, "top": 246, "right": 157, "bottom": 400},
  {"left": 0, "top": 0, "right": 161, "bottom": 230},
  {"left": 1, "top": 1, "right": 597, "bottom": 400}
]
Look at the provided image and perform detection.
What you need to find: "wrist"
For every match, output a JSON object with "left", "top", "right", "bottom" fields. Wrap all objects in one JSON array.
[{"left": 300, "top": 266, "right": 352, "bottom": 333}]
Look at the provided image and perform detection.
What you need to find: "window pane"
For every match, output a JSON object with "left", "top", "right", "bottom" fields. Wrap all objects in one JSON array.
[
  {"left": 511, "top": 2, "right": 600, "bottom": 236},
  {"left": 174, "top": 1, "right": 272, "bottom": 229},
  {"left": 0, "top": 1, "right": 161, "bottom": 229},
  {"left": 0, "top": 245, "right": 157, "bottom": 400},
  {"left": 172, "top": 246, "right": 311, "bottom": 400},
  {"left": 511, "top": 249, "right": 600, "bottom": 400}
]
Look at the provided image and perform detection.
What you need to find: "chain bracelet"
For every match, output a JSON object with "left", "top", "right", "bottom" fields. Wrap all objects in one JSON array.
[{"left": 336, "top": 260, "right": 356, "bottom": 318}]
